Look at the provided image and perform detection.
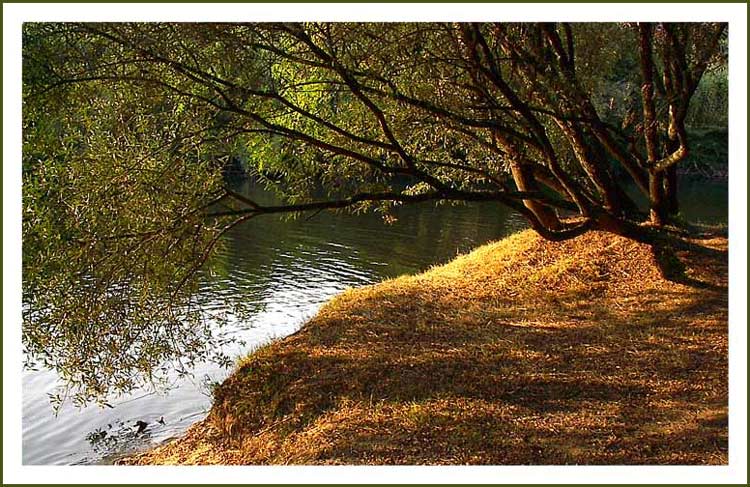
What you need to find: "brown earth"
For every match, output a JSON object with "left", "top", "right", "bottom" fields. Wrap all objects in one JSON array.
[{"left": 122, "top": 229, "right": 728, "bottom": 465}]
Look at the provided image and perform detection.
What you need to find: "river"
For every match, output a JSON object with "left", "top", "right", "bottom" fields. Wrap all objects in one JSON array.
[{"left": 21, "top": 177, "right": 727, "bottom": 465}]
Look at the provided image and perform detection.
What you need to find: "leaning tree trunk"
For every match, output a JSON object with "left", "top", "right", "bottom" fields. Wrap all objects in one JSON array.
[{"left": 509, "top": 161, "right": 562, "bottom": 231}]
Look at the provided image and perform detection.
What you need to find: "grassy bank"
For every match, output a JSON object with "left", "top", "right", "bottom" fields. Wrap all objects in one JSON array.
[{"left": 124, "top": 229, "right": 728, "bottom": 465}]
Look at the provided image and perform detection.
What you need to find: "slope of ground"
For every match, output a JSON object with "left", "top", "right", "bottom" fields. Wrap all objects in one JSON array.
[{"left": 124, "top": 229, "right": 728, "bottom": 465}]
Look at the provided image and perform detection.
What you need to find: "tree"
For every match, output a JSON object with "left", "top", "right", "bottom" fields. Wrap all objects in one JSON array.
[{"left": 22, "top": 22, "right": 726, "bottom": 404}]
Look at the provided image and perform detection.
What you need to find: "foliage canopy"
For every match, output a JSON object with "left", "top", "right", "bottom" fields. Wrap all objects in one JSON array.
[{"left": 22, "top": 22, "right": 727, "bottom": 404}]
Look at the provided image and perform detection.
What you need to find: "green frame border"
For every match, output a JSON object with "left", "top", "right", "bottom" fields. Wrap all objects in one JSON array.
[{"left": 3, "top": 2, "right": 747, "bottom": 485}]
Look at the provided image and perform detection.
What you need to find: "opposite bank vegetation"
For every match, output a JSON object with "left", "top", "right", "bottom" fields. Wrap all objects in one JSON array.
[{"left": 122, "top": 228, "right": 728, "bottom": 465}]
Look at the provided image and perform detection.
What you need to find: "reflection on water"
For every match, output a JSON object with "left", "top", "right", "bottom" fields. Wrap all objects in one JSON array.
[
  {"left": 624, "top": 175, "right": 728, "bottom": 225},
  {"left": 22, "top": 181, "right": 525, "bottom": 465},
  {"left": 675, "top": 177, "right": 728, "bottom": 225},
  {"left": 21, "top": 177, "right": 727, "bottom": 465}
]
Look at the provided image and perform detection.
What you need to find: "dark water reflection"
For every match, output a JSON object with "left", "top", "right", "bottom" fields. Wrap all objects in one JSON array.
[
  {"left": 671, "top": 177, "right": 728, "bottom": 225},
  {"left": 21, "top": 177, "right": 726, "bottom": 465},
  {"left": 625, "top": 175, "right": 729, "bottom": 225}
]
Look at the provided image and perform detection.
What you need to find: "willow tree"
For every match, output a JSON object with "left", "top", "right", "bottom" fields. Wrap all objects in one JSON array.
[{"left": 22, "top": 22, "right": 726, "bottom": 404}]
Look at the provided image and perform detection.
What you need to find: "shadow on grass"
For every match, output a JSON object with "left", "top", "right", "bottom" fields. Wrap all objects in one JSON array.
[{"left": 204, "top": 232, "right": 727, "bottom": 465}]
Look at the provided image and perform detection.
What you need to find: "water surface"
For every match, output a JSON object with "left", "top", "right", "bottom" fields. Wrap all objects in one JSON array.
[
  {"left": 22, "top": 181, "right": 525, "bottom": 465},
  {"left": 21, "top": 177, "right": 727, "bottom": 465}
]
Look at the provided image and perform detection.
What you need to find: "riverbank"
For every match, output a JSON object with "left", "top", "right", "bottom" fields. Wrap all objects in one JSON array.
[{"left": 123, "top": 229, "right": 728, "bottom": 465}]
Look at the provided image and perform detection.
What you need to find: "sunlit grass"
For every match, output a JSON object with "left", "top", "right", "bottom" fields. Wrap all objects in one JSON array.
[{"left": 124, "top": 229, "right": 727, "bottom": 465}]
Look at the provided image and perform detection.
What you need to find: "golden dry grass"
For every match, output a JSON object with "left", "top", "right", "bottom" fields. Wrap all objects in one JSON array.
[{"left": 124, "top": 229, "right": 728, "bottom": 465}]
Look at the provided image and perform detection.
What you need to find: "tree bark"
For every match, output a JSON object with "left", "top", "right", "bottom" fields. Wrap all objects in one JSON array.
[
  {"left": 577, "top": 125, "right": 643, "bottom": 217},
  {"left": 664, "top": 136, "right": 681, "bottom": 215},
  {"left": 509, "top": 162, "right": 562, "bottom": 231},
  {"left": 649, "top": 170, "right": 667, "bottom": 225},
  {"left": 664, "top": 165, "right": 679, "bottom": 215}
]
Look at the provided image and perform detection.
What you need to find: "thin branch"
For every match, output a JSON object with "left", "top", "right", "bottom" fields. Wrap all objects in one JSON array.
[
  {"left": 638, "top": 23, "right": 659, "bottom": 165},
  {"left": 204, "top": 187, "right": 578, "bottom": 220}
]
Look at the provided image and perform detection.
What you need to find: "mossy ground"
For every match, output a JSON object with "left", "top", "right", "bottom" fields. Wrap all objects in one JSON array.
[{"left": 124, "top": 229, "right": 728, "bottom": 465}]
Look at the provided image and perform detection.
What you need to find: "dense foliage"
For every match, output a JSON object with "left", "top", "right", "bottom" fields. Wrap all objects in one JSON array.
[{"left": 22, "top": 22, "right": 727, "bottom": 404}]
